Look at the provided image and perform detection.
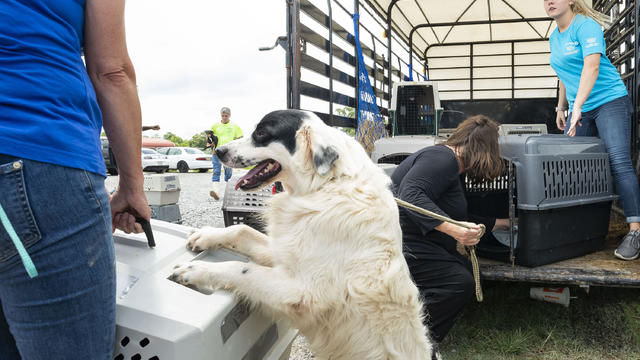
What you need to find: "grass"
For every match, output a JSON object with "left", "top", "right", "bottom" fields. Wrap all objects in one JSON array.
[
  {"left": 441, "top": 282, "right": 640, "bottom": 359},
  {"left": 441, "top": 218, "right": 640, "bottom": 360}
]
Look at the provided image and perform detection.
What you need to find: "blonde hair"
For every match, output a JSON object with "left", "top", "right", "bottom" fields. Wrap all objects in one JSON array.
[{"left": 571, "top": 0, "right": 612, "bottom": 29}]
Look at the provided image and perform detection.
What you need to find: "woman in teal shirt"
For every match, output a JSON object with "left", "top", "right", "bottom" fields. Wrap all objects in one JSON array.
[{"left": 546, "top": 0, "right": 640, "bottom": 260}]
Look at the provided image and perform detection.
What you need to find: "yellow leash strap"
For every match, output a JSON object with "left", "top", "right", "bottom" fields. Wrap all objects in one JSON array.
[{"left": 395, "top": 198, "right": 484, "bottom": 302}]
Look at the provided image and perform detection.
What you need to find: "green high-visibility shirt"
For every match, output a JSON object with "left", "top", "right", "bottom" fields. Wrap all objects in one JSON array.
[{"left": 211, "top": 122, "right": 243, "bottom": 147}]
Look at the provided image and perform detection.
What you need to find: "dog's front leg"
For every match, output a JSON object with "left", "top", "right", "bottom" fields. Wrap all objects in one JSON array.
[
  {"left": 171, "top": 261, "right": 307, "bottom": 318},
  {"left": 186, "top": 225, "right": 273, "bottom": 266}
]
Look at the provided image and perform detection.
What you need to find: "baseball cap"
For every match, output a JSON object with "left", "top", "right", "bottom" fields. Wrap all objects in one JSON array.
[{"left": 220, "top": 107, "right": 231, "bottom": 115}]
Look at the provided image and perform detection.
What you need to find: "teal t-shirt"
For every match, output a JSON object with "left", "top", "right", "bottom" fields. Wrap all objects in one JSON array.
[{"left": 549, "top": 14, "right": 627, "bottom": 111}]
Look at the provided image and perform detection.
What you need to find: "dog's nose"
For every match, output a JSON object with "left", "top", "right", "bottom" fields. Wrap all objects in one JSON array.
[{"left": 215, "top": 147, "right": 228, "bottom": 159}]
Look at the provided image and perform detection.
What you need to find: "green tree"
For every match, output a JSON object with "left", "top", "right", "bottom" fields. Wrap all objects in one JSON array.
[
  {"left": 335, "top": 107, "right": 356, "bottom": 136},
  {"left": 188, "top": 131, "right": 208, "bottom": 150},
  {"left": 163, "top": 132, "right": 188, "bottom": 147}
]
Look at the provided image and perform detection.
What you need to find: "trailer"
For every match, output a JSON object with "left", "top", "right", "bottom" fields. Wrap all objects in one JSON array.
[{"left": 278, "top": 0, "right": 640, "bottom": 287}]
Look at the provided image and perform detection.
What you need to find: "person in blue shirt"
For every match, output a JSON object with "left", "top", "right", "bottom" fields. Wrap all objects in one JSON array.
[
  {"left": 546, "top": 0, "right": 640, "bottom": 261},
  {"left": 0, "top": 1, "right": 150, "bottom": 359}
]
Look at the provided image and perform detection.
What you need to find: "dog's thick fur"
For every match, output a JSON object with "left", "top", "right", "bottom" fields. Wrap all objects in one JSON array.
[{"left": 171, "top": 110, "right": 438, "bottom": 359}]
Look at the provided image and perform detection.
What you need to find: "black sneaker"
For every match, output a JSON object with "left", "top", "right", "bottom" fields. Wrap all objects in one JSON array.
[{"left": 614, "top": 230, "right": 640, "bottom": 260}]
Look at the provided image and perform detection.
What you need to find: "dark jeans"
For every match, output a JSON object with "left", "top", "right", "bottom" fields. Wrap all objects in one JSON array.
[
  {"left": 0, "top": 155, "right": 115, "bottom": 360},
  {"left": 567, "top": 95, "right": 640, "bottom": 223}
]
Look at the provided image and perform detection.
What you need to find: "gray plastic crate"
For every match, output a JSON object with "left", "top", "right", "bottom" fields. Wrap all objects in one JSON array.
[
  {"left": 221, "top": 176, "right": 275, "bottom": 232},
  {"left": 499, "top": 134, "right": 617, "bottom": 210}
]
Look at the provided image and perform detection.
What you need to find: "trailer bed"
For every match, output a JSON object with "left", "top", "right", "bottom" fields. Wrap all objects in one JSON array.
[{"left": 479, "top": 224, "right": 640, "bottom": 287}]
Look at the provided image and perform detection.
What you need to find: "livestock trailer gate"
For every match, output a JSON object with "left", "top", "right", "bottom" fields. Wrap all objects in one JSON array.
[{"left": 275, "top": 0, "right": 640, "bottom": 287}]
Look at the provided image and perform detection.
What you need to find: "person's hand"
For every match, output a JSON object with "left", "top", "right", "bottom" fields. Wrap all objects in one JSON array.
[
  {"left": 492, "top": 218, "right": 518, "bottom": 231},
  {"left": 567, "top": 108, "right": 582, "bottom": 137},
  {"left": 109, "top": 183, "right": 150, "bottom": 234},
  {"left": 556, "top": 110, "right": 566, "bottom": 131},
  {"left": 447, "top": 221, "right": 482, "bottom": 246}
]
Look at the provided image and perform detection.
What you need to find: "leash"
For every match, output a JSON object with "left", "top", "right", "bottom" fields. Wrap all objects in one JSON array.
[
  {"left": 0, "top": 202, "right": 38, "bottom": 278},
  {"left": 395, "top": 198, "right": 484, "bottom": 302}
]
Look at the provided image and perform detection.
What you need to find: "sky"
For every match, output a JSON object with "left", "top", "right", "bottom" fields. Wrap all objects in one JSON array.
[{"left": 124, "top": 1, "right": 287, "bottom": 140}]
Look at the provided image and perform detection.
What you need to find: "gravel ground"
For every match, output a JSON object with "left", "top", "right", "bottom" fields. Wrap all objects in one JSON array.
[{"left": 105, "top": 171, "right": 315, "bottom": 360}]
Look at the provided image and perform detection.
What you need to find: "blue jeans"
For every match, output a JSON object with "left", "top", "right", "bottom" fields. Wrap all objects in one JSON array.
[
  {"left": 0, "top": 155, "right": 115, "bottom": 360},
  {"left": 212, "top": 154, "right": 232, "bottom": 182},
  {"left": 567, "top": 95, "right": 640, "bottom": 223}
]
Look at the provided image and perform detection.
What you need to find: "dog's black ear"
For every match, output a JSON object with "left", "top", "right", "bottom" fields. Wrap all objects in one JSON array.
[{"left": 313, "top": 145, "right": 339, "bottom": 176}]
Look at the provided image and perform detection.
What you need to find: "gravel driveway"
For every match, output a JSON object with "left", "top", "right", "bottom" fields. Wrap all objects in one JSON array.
[{"left": 105, "top": 171, "right": 315, "bottom": 360}]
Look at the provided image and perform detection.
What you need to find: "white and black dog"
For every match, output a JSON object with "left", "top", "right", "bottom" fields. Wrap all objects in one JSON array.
[{"left": 171, "top": 110, "right": 439, "bottom": 359}]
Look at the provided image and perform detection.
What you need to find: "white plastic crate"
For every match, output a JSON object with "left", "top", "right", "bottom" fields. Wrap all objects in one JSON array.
[
  {"left": 143, "top": 174, "right": 181, "bottom": 192},
  {"left": 113, "top": 220, "right": 298, "bottom": 360},
  {"left": 144, "top": 190, "right": 180, "bottom": 206}
]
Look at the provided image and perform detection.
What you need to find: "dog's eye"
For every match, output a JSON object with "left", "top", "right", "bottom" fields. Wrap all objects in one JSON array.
[{"left": 254, "top": 130, "right": 270, "bottom": 141}]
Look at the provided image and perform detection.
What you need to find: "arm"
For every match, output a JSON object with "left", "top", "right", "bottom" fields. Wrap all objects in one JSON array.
[
  {"left": 567, "top": 54, "right": 600, "bottom": 137},
  {"left": 556, "top": 81, "right": 568, "bottom": 131},
  {"left": 84, "top": 0, "right": 150, "bottom": 233},
  {"left": 399, "top": 153, "right": 481, "bottom": 246}
]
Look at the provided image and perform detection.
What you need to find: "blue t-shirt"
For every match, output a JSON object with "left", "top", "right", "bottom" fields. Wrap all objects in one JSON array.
[
  {"left": 0, "top": 0, "right": 105, "bottom": 175},
  {"left": 549, "top": 14, "right": 627, "bottom": 112}
]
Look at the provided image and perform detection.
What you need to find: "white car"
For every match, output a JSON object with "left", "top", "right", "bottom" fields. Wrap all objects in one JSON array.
[
  {"left": 141, "top": 148, "right": 169, "bottom": 173},
  {"left": 157, "top": 147, "right": 212, "bottom": 173}
]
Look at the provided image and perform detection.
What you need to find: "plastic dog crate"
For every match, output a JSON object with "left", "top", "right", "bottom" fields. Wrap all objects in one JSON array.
[
  {"left": 221, "top": 176, "right": 276, "bottom": 232},
  {"left": 470, "top": 134, "right": 618, "bottom": 267},
  {"left": 113, "top": 220, "right": 297, "bottom": 360}
]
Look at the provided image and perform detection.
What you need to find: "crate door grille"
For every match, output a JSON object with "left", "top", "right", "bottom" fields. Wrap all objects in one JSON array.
[{"left": 542, "top": 158, "right": 609, "bottom": 200}]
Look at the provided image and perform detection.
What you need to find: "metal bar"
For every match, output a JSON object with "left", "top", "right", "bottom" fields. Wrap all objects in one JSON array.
[
  {"left": 313, "top": 111, "right": 355, "bottom": 128},
  {"left": 289, "top": 0, "right": 301, "bottom": 109},
  {"left": 442, "top": 0, "right": 478, "bottom": 43},
  {"left": 508, "top": 159, "right": 515, "bottom": 264},
  {"left": 425, "top": 38, "right": 549, "bottom": 53},
  {"left": 301, "top": 24, "right": 355, "bottom": 66},
  {"left": 427, "top": 51, "right": 550, "bottom": 59},
  {"left": 488, "top": 0, "right": 493, "bottom": 42},
  {"left": 300, "top": 0, "right": 405, "bottom": 98},
  {"left": 354, "top": 0, "right": 359, "bottom": 122},
  {"left": 387, "top": 0, "right": 399, "bottom": 107},
  {"left": 429, "top": 75, "right": 557, "bottom": 81},
  {"left": 500, "top": 0, "right": 544, "bottom": 38},
  {"left": 439, "top": 87, "right": 558, "bottom": 92},
  {"left": 286, "top": 0, "right": 292, "bottom": 109},
  {"left": 395, "top": 3, "right": 429, "bottom": 54},
  {"left": 414, "top": 0, "right": 440, "bottom": 43},
  {"left": 635, "top": 0, "right": 639, "bottom": 163},
  {"left": 511, "top": 41, "right": 515, "bottom": 98},
  {"left": 327, "top": 0, "right": 334, "bottom": 122},
  {"left": 300, "top": 80, "right": 356, "bottom": 108},
  {"left": 412, "top": 17, "right": 551, "bottom": 30},
  {"left": 301, "top": 53, "right": 356, "bottom": 87},
  {"left": 470, "top": 44, "right": 473, "bottom": 100},
  {"left": 428, "top": 63, "right": 553, "bottom": 70}
]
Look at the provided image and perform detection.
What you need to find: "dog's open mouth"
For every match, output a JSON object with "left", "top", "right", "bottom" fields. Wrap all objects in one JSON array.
[{"left": 235, "top": 159, "right": 281, "bottom": 190}]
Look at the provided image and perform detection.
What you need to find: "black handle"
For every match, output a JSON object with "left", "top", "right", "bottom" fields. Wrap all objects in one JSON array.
[{"left": 135, "top": 217, "right": 155, "bottom": 248}]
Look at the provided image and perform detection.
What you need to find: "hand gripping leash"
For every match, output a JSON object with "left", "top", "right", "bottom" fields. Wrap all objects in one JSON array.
[{"left": 395, "top": 198, "right": 484, "bottom": 302}]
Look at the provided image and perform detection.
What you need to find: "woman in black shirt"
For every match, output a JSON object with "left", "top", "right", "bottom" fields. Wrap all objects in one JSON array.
[{"left": 391, "top": 115, "right": 507, "bottom": 343}]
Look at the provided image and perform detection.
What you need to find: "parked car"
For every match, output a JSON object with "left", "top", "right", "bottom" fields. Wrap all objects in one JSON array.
[
  {"left": 101, "top": 136, "right": 118, "bottom": 175},
  {"left": 156, "top": 147, "right": 212, "bottom": 173},
  {"left": 141, "top": 147, "right": 169, "bottom": 173}
]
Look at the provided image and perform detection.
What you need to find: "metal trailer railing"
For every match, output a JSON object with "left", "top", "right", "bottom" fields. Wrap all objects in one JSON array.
[{"left": 285, "top": 0, "right": 426, "bottom": 128}]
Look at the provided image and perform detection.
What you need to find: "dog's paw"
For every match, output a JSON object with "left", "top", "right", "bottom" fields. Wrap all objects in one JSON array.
[
  {"left": 169, "top": 261, "right": 215, "bottom": 290},
  {"left": 186, "top": 226, "right": 226, "bottom": 252}
]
